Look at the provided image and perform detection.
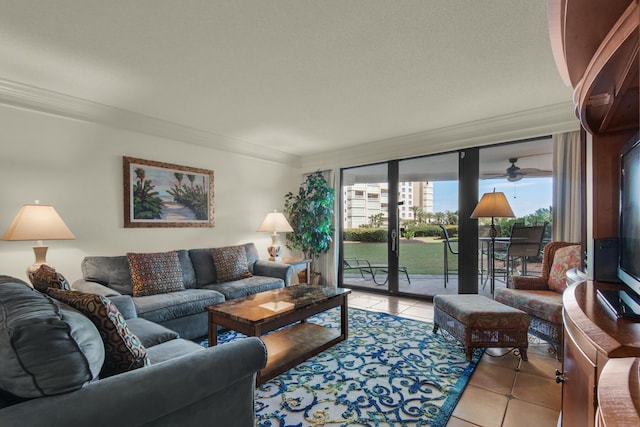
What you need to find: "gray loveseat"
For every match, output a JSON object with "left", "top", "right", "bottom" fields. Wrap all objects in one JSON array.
[
  {"left": 0, "top": 276, "right": 267, "bottom": 427},
  {"left": 73, "top": 243, "right": 294, "bottom": 339}
]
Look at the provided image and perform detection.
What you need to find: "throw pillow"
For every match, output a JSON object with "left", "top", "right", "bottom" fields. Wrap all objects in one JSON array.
[
  {"left": 127, "top": 251, "right": 185, "bottom": 297},
  {"left": 548, "top": 245, "right": 582, "bottom": 292},
  {"left": 211, "top": 245, "right": 253, "bottom": 283},
  {"left": 28, "top": 264, "right": 71, "bottom": 292},
  {"left": 46, "top": 288, "right": 149, "bottom": 377}
]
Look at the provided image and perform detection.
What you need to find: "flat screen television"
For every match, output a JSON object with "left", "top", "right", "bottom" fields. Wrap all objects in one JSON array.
[{"left": 617, "top": 139, "right": 640, "bottom": 300}]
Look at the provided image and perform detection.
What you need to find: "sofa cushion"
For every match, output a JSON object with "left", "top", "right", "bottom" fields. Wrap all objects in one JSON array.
[
  {"left": 189, "top": 248, "right": 218, "bottom": 286},
  {"left": 494, "top": 288, "right": 564, "bottom": 324},
  {"left": 82, "top": 255, "right": 133, "bottom": 295},
  {"left": 177, "top": 249, "right": 197, "bottom": 289},
  {"left": 133, "top": 289, "right": 225, "bottom": 324},
  {"left": 0, "top": 277, "right": 104, "bottom": 398},
  {"left": 211, "top": 245, "right": 252, "bottom": 283},
  {"left": 548, "top": 245, "right": 582, "bottom": 292},
  {"left": 127, "top": 251, "right": 185, "bottom": 297},
  {"left": 125, "top": 318, "right": 179, "bottom": 347},
  {"left": 243, "top": 242, "right": 260, "bottom": 274},
  {"left": 46, "top": 289, "right": 149, "bottom": 377},
  {"left": 28, "top": 264, "right": 71, "bottom": 292},
  {"left": 202, "top": 275, "right": 284, "bottom": 300}
]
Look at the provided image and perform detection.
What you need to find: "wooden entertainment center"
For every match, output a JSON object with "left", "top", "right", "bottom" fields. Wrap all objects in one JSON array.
[
  {"left": 562, "top": 277, "right": 640, "bottom": 426},
  {"left": 549, "top": 1, "right": 640, "bottom": 425}
]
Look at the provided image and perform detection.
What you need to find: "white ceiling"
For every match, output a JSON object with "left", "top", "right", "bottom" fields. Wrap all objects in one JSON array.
[{"left": 0, "top": 0, "right": 574, "bottom": 165}]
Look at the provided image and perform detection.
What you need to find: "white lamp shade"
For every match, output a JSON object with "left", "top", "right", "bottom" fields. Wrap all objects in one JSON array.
[
  {"left": 2, "top": 204, "right": 75, "bottom": 241},
  {"left": 257, "top": 211, "right": 293, "bottom": 233},
  {"left": 470, "top": 192, "right": 515, "bottom": 219}
]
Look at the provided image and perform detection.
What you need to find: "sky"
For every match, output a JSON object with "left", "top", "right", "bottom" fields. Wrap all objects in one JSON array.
[{"left": 433, "top": 177, "right": 552, "bottom": 218}]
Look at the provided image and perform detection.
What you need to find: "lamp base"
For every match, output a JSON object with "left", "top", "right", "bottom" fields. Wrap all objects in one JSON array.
[
  {"left": 27, "top": 245, "right": 52, "bottom": 275},
  {"left": 267, "top": 244, "right": 282, "bottom": 263}
]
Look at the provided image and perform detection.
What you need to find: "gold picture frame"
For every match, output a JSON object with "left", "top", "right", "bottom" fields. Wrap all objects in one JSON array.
[{"left": 123, "top": 156, "right": 214, "bottom": 228}]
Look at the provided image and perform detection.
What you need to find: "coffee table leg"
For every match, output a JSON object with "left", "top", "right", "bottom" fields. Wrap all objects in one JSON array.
[
  {"left": 208, "top": 312, "right": 218, "bottom": 346},
  {"left": 341, "top": 295, "right": 349, "bottom": 339}
]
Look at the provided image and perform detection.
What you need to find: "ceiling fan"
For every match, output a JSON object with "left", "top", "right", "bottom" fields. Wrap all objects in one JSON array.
[
  {"left": 483, "top": 157, "right": 551, "bottom": 182},
  {"left": 503, "top": 158, "right": 550, "bottom": 182}
]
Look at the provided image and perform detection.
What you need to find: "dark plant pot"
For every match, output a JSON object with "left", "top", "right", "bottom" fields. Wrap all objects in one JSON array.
[
  {"left": 297, "top": 270, "right": 307, "bottom": 284},
  {"left": 310, "top": 272, "right": 321, "bottom": 286},
  {"left": 298, "top": 270, "right": 321, "bottom": 285}
]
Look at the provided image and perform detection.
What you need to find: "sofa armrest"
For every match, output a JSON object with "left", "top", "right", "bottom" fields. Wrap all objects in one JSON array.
[
  {"left": 71, "top": 279, "right": 122, "bottom": 297},
  {"left": 0, "top": 337, "right": 267, "bottom": 427},
  {"left": 253, "top": 260, "right": 294, "bottom": 286}
]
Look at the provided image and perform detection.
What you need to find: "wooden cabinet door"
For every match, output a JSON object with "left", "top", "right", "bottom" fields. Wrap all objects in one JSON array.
[{"left": 562, "top": 326, "right": 597, "bottom": 427}]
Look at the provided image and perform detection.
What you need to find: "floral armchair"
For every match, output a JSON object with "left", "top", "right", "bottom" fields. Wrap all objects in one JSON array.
[{"left": 493, "top": 241, "right": 581, "bottom": 356}]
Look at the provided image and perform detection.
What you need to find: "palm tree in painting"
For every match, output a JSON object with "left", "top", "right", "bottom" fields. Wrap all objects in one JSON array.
[
  {"left": 135, "top": 168, "right": 145, "bottom": 185},
  {"left": 167, "top": 172, "right": 209, "bottom": 220},
  {"left": 132, "top": 167, "right": 162, "bottom": 219}
]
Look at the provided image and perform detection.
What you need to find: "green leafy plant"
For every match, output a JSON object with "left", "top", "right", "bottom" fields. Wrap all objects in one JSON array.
[{"left": 284, "top": 171, "right": 335, "bottom": 273}]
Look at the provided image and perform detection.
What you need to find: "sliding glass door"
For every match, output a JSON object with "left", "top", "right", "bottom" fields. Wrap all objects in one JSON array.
[
  {"left": 341, "top": 163, "right": 391, "bottom": 292},
  {"left": 340, "top": 152, "right": 459, "bottom": 297}
]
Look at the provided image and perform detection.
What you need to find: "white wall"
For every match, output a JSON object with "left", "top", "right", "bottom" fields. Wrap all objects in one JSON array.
[{"left": 0, "top": 104, "right": 301, "bottom": 283}]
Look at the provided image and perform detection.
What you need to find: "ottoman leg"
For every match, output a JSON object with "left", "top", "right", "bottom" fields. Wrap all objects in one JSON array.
[
  {"left": 465, "top": 347, "right": 473, "bottom": 362},
  {"left": 433, "top": 323, "right": 439, "bottom": 334},
  {"left": 519, "top": 347, "right": 528, "bottom": 361}
]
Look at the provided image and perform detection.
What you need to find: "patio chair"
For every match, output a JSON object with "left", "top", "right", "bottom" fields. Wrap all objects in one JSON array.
[
  {"left": 343, "top": 258, "right": 410, "bottom": 285},
  {"left": 494, "top": 222, "right": 548, "bottom": 283}
]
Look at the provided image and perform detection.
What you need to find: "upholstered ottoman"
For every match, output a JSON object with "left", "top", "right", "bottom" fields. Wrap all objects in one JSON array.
[{"left": 433, "top": 294, "right": 530, "bottom": 362}]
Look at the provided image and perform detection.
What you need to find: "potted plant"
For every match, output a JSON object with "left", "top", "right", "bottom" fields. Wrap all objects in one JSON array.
[{"left": 284, "top": 171, "right": 335, "bottom": 285}]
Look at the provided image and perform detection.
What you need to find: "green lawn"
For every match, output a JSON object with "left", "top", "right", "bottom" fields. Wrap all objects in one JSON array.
[{"left": 343, "top": 239, "right": 458, "bottom": 275}]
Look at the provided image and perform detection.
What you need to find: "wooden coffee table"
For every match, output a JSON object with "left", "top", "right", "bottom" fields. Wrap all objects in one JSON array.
[{"left": 206, "top": 285, "right": 350, "bottom": 384}]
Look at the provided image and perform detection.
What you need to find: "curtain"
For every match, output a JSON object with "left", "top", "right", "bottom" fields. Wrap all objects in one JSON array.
[
  {"left": 315, "top": 169, "right": 339, "bottom": 287},
  {"left": 552, "top": 131, "right": 581, "bottom": 242}
]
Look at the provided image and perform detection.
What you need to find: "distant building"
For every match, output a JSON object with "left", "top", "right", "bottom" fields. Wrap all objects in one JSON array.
[{"left": 343, "top": 182, "right": 434, "bottom": 228}]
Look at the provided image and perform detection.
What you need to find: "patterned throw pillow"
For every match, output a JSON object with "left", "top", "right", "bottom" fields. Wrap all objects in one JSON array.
[
  {"left": 28, "top": 264, "right": 71, "bottom": 292},
  {"left": 548, "top": 245, "right": 582, "bottom": 292},
  {"left": 127, "top": 251, "right": 185, "bottom": 297},
  {"left": 211, "top": 245, "right": 253, "bottom": 283},
  {"left": 46, "top": 288, "right": 148, "bottom": 377}
]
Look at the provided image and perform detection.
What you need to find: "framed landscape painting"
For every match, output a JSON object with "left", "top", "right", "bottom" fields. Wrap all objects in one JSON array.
[{"left": 123, "top": 156, "right": 214, "bottom": 228}]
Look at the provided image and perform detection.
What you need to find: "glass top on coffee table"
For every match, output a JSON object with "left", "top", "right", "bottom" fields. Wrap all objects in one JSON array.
[{"left": 206, "top": 284, "right": 349, "bottom": 322}]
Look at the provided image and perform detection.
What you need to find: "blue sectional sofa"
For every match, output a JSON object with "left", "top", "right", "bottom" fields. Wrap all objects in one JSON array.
[
  {"left": 0, "top": 276, "right": 267, "bottom": 427},
  {"left": 73, "top": 242, "right": 294, "bottom": 339}
]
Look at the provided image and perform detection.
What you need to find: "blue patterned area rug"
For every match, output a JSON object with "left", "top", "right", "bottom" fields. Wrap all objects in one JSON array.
[{"left": 202, "top": 308, "right": 482, "bottom": 426}]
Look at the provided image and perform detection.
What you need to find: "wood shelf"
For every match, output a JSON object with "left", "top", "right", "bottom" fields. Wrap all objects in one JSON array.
[
  {"left": 575, "top": 1, "right": 639, "bottom": 135},
  {"left": 562, "top": 280, "right": 640, "bottom": 427},
  {"left": 259, "top": 322, "right": 342, "bottom": 384},
  {"left": 550, "top": 0, "right": 639, "bottom": 135},
  {"left": 597, "top": 357, "right": 640, "bottom": 427}
]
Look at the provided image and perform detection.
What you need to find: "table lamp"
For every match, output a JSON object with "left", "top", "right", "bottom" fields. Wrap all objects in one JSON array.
[
  {"left": 2, "top": 201, "right": 76, "bottom": 275},
  {"left": 470, "top": 190, "right": 514, "bottom": 295},
  {"left": 257, "top": 210, "right": 293, "bottom": 262}
]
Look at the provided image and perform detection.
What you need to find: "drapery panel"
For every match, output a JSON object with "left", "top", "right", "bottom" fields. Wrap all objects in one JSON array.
[{"left": 552, "top": 131, "right": 581, "bottom": 242}]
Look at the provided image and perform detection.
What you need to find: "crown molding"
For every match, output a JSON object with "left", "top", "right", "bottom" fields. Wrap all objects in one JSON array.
[
  {"left": 301, "top": 102, "right": 580, "bottom": 172},
  {"left": 0, "top": 78, "right": 579, "bottom": 172},
  {"left": 0, "top": 78, "right": 301, "bottom": 167}
]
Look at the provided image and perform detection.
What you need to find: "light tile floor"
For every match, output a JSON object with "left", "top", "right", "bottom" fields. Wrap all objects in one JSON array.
[{"left": 347, "top": 289, "right": 562, "bottom": 427}]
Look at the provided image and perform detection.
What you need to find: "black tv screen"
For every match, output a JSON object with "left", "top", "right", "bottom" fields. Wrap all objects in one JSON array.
[{"left": 618, "top": 139, "right": 640, "bottom": 298}]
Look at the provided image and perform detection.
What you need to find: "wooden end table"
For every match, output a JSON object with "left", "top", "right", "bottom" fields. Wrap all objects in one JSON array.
[{"left": 206, "top": 285, "right": 350, "bottom": 384}]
